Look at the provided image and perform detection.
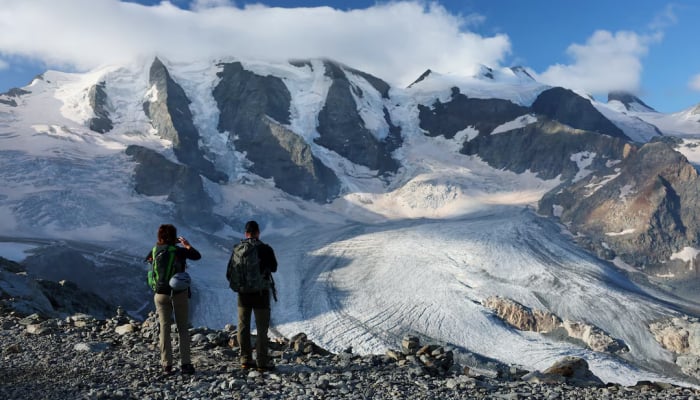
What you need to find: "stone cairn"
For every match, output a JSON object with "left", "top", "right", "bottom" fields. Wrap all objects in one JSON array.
[{"left": 1, "top": 307, "right": 699, "bottom": 399}]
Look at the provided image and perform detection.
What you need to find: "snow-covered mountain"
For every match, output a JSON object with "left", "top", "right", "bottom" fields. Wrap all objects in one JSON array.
[{"left": 1, "top": 57, "right": 700, "bottom": 387}]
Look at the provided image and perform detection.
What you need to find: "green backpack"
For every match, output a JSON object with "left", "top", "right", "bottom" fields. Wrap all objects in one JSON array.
[
  {"left": 147, "top": 245, "right": 182, "bottom": 292},
  {"left": 226, "top": 239, "right": 270, "bottom": 293}
]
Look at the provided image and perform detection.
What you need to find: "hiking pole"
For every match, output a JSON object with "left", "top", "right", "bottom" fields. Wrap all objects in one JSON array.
[{"left": 270, "top": 275, "right": 278, "bottom": 302}]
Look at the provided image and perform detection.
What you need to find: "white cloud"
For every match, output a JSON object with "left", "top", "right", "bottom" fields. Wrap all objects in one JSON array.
[
  {"left": 648, "top": 4, "right": 678, "bottom": 34},
  {"left": 534, "top": 30, "right": 651, "bottom": 95},
  {"left": 0, "top": 59, "right": 8, "bottom": 70},
  {"left": 690, "top": 74, "right": 700, "bottom": 92},
  {"left": 0, "top": 0, "right": 511, "bottom": 87}
]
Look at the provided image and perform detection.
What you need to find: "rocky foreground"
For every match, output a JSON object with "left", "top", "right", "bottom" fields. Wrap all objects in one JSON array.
[{"left": 1, "top": 307, "right": 699, "bottom": 400}]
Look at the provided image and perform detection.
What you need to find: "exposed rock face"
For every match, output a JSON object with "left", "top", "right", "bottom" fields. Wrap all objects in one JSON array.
[
  {"left": 562, "top": 320, "right": 627, "bottom": 353},
  {"left": 531, "top": 87, "right": 627, "bottom": 140},
  {"left": 510, "top": 66, "right": 535, "bottom": 81},
  {"left": 125, "top": 144, "right": 221, "bottom": 230},
  {"left": 608, "top": 91, "right": 656, "bottom": 112},
  {"left": 35, "top": 279, "right": 114, "bottom": 319},
  {"left": 315, "top": 61, "right": 400, "bottom": 174},
  {"left": 541, "top": 140, "right": 700, "bottom": 276},
  {"left": 418, "top": 87, "right": 529, "bottom": 138},
  {"left": 483, "top": 296, "right": 627, "bottom": 353},
  {"left": 649, "top": 317, "right": 700, "bottom": 380},
  {"left": 87, "top": 82, "right": 113, "bottom": 133},
  {"left": 482, "top": 296, "right": 561, "bottom": 332},
  {"left": 143, "top": 57, "right": 227, "bottom": 183},
  {"left": 0, "top": 257, "right": 115, "bottom": 319},
  {"left": 343, "top": 64, "right": 391, "bottom": 99},
  {"left": 463, "top": 119, "right": 632, "bottom": 181},
  {"left": 0, "top": 88, "right": 30, "bottom": 107},
  {"left": 1, "top": 262, "right": 55, "bottom": 317},
  {"left": 21, "top": 245, "right": 150, "bottom": 318},
  {"left": 408, "top": 69, "right": 432, "bottom": 88},
  {"left": 213, "top": 62, "right": 341, "bottom": 203}
]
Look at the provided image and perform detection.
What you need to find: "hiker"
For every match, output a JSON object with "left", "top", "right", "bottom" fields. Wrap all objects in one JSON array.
[
  {"left": 226, "top": 220, "right": 278, "bottom": 371},
  {"left": 145, "top": 224, "right": 201, "bottom": 375}
]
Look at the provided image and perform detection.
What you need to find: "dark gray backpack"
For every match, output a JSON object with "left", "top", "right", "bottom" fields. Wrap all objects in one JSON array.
[{"left": 226, "top": 239, "right": 270, "bottom": 293}]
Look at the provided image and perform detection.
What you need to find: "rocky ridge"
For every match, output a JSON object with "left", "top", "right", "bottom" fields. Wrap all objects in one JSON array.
[
  {"left": 482, "top": 296, "right": 628, "bottom": 354},
  {"left": 2, "top": 307, "right": 699, "bottom": 400},
  {"left": 650, "top": 317, "right": 700, "bottom": 380}
]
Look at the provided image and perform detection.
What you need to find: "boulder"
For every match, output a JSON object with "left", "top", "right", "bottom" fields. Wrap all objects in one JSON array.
[
  {"left": 522, "top": 356, "right": 604, "bottom": 387},
  {"left": 483, "top": 296, "right": 560, "bottom": 333},
  {"left": 649, "top": 317, "right": 700, "bottom": 380},
  {"left": 562, "top": 320, "right": 628, "bottom": 353},
  {"left": 115, "top": 323, "right": 136, "bottom": 335}
]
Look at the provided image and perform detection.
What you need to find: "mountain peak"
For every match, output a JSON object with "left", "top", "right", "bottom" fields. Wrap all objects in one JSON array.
[
  {"left": 476, "top": 64, "right": 495, "bottom": 80},
  {"left": 408, "top": 69, "right": 432, "bottom": 88},
  {"left": 607, "top": 91, "right": 656, "bottom": 112},
  {"left": 509, "top": 66, "right": 535, "bottom": 81}
]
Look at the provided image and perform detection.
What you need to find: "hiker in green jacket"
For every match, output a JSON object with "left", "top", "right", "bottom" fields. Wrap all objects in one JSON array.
[{"left": 146, "top": 224, "right": 201, "bottom": 375}]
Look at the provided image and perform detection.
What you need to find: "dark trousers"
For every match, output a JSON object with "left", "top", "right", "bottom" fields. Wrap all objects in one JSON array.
[{"left": 237, "top": 305, "right": 270, "bottom": 366}]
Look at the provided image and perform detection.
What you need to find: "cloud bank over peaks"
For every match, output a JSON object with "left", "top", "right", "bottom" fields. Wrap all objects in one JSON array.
[
  {"left": 0, "top": 0, "right": 511, "bottom": 88},
  {"left": 534, "top": 30, "right": 652, "bottom": 96}
]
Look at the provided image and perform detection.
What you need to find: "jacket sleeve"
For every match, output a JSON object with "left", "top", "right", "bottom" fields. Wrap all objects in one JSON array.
[
  {"left": 260, "top": 244, "right": 278, "bottom": 273},
  {"left": 178, "top": 246, "right": 202, "bottom": 261}
]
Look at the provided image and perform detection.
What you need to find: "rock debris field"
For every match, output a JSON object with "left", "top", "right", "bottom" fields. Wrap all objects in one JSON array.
[{"left": 1, "top": 307, "right": 699, "bottom": 400}]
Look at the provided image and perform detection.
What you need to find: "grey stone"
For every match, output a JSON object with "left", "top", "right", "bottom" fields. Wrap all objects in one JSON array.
[
  {"left": 87, "top": 82, "right": 113, "bottom": 133},
  {"left": 315, "top": 61, "right": 400, "bottom": 174},
  {"left": 143, "top": 57, "right": 227, "bottom": 184},
  {"left": 418, "top": 86, "right": 528, "bottom": 138},
  {"left": 213, "top": 62, "right": 341, "bottom": 203},
  {"left": 531, "top": 87, "right": 627, "bottom": 139}
]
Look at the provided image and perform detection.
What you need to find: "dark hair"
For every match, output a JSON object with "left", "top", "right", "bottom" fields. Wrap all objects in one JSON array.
[
  {"left": 157, "top": 224, "right": 178, "bottom": 245},
  {"left": 244, "top": 220, "right": 260, "bottom": 234}
]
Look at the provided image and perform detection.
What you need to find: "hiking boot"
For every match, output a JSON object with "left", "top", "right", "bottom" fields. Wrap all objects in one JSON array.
[
  {"left": 256, "top": 363, "right": 275, "bottom": 372},
  {"left": 181, "top": 363, "right": 195, "bottom": 375},
  {"left": 240, "top": 362, "right": 256, "bottom": 370},
  {"left": 163, "top": 365, "right": 173, "bottom": 376}
]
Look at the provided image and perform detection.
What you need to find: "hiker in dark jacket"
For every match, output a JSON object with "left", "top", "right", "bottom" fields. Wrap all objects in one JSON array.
[
  {"left": 145, "top": 224, "right": 201, "bottom": 375},
  {"left": 229, "top": 220, "right": 278, "bottom": 371}
]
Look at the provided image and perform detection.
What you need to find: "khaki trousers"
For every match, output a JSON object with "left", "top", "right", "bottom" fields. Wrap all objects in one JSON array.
[
  {"left": 155, "top": 291, "right": 190, "bottom": 367},
  {"left": 237, "top": 306, "right": 270, "bottom": 366}
]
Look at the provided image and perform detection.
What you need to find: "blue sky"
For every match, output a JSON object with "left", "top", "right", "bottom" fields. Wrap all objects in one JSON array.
[{"left": 0, "top": 0, "right": 698, "bottom": 112}]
